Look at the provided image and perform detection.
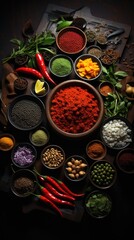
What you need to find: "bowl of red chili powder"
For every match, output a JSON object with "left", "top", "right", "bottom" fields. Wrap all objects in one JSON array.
[
  {"left": 116, "top": 148, "right": 134, "bottom": 174},
  {"left": 56, "top": 26, "right": 87, "bottom": 57},
  {"left": 45, "top": 79, "right": 104, "bottom": 139}
]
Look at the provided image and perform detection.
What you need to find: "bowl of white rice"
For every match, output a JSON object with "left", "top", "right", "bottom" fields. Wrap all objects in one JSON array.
[{"left": 100, "top": 116, "right": 133, "bottom": 150}]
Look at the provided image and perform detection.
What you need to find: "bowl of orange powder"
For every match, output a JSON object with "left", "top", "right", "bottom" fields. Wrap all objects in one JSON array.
[
  {"left": 74, "top": 54, "right": 102, "bottom": 82},
  {"left": 45, "top": 79, "right": 104, "bottom": 139}
]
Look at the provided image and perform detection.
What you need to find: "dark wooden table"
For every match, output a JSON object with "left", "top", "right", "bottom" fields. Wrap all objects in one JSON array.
[{"left": 0, "top": 1, "right": 134, "bottom": 239}]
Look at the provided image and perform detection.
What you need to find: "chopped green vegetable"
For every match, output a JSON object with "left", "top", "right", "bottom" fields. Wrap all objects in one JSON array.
[{"left": 56, "top": 17, "right": 73, "bottom": 31}]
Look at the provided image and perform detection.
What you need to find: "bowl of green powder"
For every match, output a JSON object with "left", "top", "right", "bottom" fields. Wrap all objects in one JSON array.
[
  {"left": 49, "top": 54, "right": 73, "bottom": 81},
  {"left": 29, "top": 126, "right": 50, "bottom": 147}
]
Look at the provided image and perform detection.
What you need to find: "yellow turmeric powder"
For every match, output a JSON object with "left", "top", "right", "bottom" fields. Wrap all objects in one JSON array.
[
  {"left": 0, "top": 136, "right": 14, "bottom": 151},
  {"left": 76, "top": 57, "right": 100, "bottom": 79}
]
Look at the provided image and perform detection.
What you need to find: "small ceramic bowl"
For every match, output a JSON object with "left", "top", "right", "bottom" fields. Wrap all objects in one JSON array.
[
  {"left": 100, "top": 49, "right": 120, "bottom": 66},
  {"left": 14, "top": 77, "right": 28, "bottom": 94},
  {"left": 56, "top": 26, "right": 87, "bottom": 57},
  {"left": 0, "top": 133, "right": 15, "bottom": 152},
  {"left": 29, "top": 126, "right": 50, "bottom": 147},
  {"left": 85, "top": 190, "right": 112, "bottom": 219},
  {"left": 89, "top": 160, "right": 117, "bottom": 189},
  {"left": 74, "top": 54, "right": 102, "bottom": 82},
  {"left": 63, "top": 155, "right": 89, "bottom": 182},
  {"left": 100, "top": 116, "right": 133, "bottom": 150},
  {"left": 11, "top": 142, "right": 37, "bottom": 169},
  {"left": 115, "top": 148, "right": 134, "bottom": 174},
  {"left": 31, "top": 80, "right": 50, "bottom": 100},
  {"left": 86, "top": 45, "right": 102, "bottom": 59},
  {"left": 41, "top": 144, "right": 65, "bottom": 170},
  {"left": 10, "top": 169, "right": 38, "bottom": 197},
  {"left": 86, "top": 139, "right": 107, "bottom": 161},
  {"left": 49, "top": 54, "right": 73, "bottom": 81},
  {"left": 98, "top": 81, "right": 115, "bottom": 97}
]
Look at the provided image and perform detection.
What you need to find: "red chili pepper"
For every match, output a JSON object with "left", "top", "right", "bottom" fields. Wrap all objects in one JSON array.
[
  {"left": 44, "top": 181, "right": 75, "bottom": 202},
  {"left": 33, "top": 193, "right": 63, "bottom": 217},
  {"left": 35, "top": 52, "right": 57, "bottom": 86},
  {"left": 54, "top": 178, "right": 85, "bottom": 198},
  {"left": 38, "top": 183, "right": 75, "bottom": 207},
  {"left": 15, "top": 67, "right": 44, "bottom": 79}
]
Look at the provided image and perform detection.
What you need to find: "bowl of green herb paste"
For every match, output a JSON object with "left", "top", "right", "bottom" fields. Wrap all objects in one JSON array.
[{"left": 49, "top": 54, "right": 73, "bottom": 81}]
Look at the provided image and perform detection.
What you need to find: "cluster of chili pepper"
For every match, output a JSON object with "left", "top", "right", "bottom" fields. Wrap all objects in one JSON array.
[
  {"left": 33, "top": 168, "right": 85, "bottom": 217},
  {"left": 15, "top": 51, "right": 56, "bottom": 87}
]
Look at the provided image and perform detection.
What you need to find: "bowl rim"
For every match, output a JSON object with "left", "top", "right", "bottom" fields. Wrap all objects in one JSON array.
[
  {"left": 74, "top": 53, "right": 102, "bottom": 81},
  {"left": 10, "top": 168, "right": 38, "bottom": 197},
  {"left": 63, "top": 154, "right": 89, "bottom": 182},
  {"left": 49, "top": 53, "right": 74, "bottom": 78},
  {"left": 85, "top": 189, "right": 112, "bottom": 218},
  {"left": 115, "top": 147, "right": 134, "bottom": 174},
  {"left": 56, "top": 26, "right": 87, "bottom": 55},
  {"left": 98, "top": 81, "right": 115, "bottom": 97},
  {"left": 45, "top": 79, "right": 104, "bottom": 139},
  {"left": 41, "top": 144, "right": 65, "bottom": 169},
  {"left": 8, "top": 94, "right": 45, "bottom": 131},
  {"left": 89, "top": 159, "right": 117, "bottom": 189},
  {"left": 100, "top": 115, "right": 133, "bottom": 150},
  {"left": 29, "top": 126, "right": 50, "bottom": 147},
  {"left": 30, "top": 80, "right": 50, "bottom": 98},
  {"left": 0, "top": 133, "right": 15, "bottom": 151},
  {"left": 11, "top": 142, "right": 37, "bottom": 168},
  {"left": 86, "top": 139, "right": 107, "bottom": 160}
]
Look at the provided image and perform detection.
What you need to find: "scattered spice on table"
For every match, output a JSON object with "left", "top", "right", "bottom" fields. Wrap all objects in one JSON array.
[
  {"left": 51, "top": 57, "right": 72, "bottom": 76},
  {"left": 76, "top": 57, "right": 100, "bottom": 79},
  {"left": 13, "top": 145, "right": 35, "bottom": 166},
  {"left": 58, "top": 30, "right": 85, "bottom": 53},
  {"left": 0, "top": 136, "right": 14, "bottom": 151},
  {"left": 87, "top": 141, "right": 106, "bottom": 159},
  {"left": 118, "top": 151, "right": 134, "bottom": 172},
  {"left": 101, "top": 48, "right": 120, "bottom": 65},
  {"left": 13, "top": 176, "right": 35, "bottom": 194},
  {"left": 50, "top": 86, "right": 100, "bottom": 133},
  {"left": 10, "top": 99, "right": 42, "bottom": 129}
]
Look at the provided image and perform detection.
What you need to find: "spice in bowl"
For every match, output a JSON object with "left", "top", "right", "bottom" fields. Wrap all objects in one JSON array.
[
  {"left": 87, "top": 45, "right": 102, "bottom": 58},
  {"left": 0, "top": 134, "right": 15, "bottom": 151},
  {"left": 116, "top": 148, "right": 134, "bottom": 174},
  {"left": 41, "top": 145, "right": 65, "bottom": 170},
  {"left": 30, "top": 127, "right": 50, "bottom": 147},
  {"left": 14, "top": 77, "right": 28, "bottom": 93},
  {"left": 100, "top": 48, "right": 120, "bottom": 65},
  {"left": 49, "top": 54, "right": 73, "bottom": 79},
  {"left": 98, "top": 81, "right": 115, "bottom": 97},
  {"left": 86, "top": 140, "right": 107, "bottom": 160}
]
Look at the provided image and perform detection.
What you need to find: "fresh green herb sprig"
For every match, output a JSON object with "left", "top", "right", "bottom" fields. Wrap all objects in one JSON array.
[
  {"left": 101, "top": 64, "right": 128, "bottom": 90},
  {"left": 56, "top": 17, "right": 73, "bottom": 31},
  {"left": 2, "top": 31, "right": 56, "bottom": 64}
]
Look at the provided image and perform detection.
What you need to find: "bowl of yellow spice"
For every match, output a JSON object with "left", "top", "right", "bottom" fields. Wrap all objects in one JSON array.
[{"left": 0, "top": 133, "right": 15, "bottom": 151}]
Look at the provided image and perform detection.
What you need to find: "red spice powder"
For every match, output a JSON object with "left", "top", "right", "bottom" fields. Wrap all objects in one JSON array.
[
  {"left": 58, "top": 31, "right": 85, "bottom": 53},
  {"left": 50, "top": 86, "right": 100, "bottom": 133}
]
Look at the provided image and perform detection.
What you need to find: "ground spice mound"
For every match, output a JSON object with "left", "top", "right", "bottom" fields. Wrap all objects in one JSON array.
[
  {"left": 14, "top": 176, "right": 35, "bottom": 194},
  {"left": 50, "top": 86, "right": 100, "bottom": 133}
]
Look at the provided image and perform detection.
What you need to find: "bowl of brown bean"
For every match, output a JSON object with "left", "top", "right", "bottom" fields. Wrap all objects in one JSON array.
[
  {"left": 63, "top": 155, "right": 89, "bottom": 183},
  {"left": 41, "top": 144, "right": 65, "bottom": 171}
]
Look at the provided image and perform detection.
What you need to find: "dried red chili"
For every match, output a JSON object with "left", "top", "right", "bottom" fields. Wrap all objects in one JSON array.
[
  {"left": 50, "top": 86, "right": 100, "bottom": 133},
  {"left": 58, "top": 31, "right": 85, "bottom": 53}
]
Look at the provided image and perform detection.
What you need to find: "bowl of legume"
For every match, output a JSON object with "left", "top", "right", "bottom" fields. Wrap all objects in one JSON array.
[
  {"left": 85, "top": 190, "right": 112, "bottom": 219},
  {"left": 41, "top": 144, "right": 65, "bottom": 171},
  {"left": 74, "top": 54, "right": 102, "bottom": 82},
  {"left": 63, "top": 155, "right": 89, "bottom": 183},
  {"left": 100, "top": 116, "right": 133, "bottom": 150},
  {"left": 89, "top": 160, "right": 117, "bottom": 189}
]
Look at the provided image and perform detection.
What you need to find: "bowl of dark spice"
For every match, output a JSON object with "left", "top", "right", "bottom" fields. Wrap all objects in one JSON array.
[
  {"left": 11, "top": 142, "right": 37, "bottom": 169},
  {"left": 116, "top": 148, "right": 134, "bottom": 174},
  {"left": 85, "top": 190, "right": 112, "bottom": 219},
  {"left": 86, "top": 139, "right": 107, "bottom": 161},
  {"left": 85, "top": 30, "right": 96, "bottom": 46},
  {"left": 14, "top": 77, "right": 28, "bottom": 94},
  {"left": 100, "top": 48, "right": 120, "bottom": 66},
  {"left": 10, "top": 169, "right": 38, "bottom": 197},
  {"left": 56, "top": 26, "right": 87, "bottom": 57},
  {"left": 41, "top": 144, "right": 65, "bottom": 171},
  {"left": 86, "top": 45, "right": 102, "bottom": 59},
  {"left": 49, "top": 54, "right": 73, "bottom": 81},
  {"left": 45, "top": 79, "right": 104, "bottom": 139},
  {"left": 8, "top": 95, "right": 44, "bottom": 131}
]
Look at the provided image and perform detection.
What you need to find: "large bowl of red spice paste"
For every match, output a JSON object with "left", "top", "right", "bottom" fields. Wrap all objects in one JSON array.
[
  {"left": 56, "top": 26, "right": 87, "bottom": 56},
  {"left": 45, "top": 80, "right": 104, "bottom": 139}
]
